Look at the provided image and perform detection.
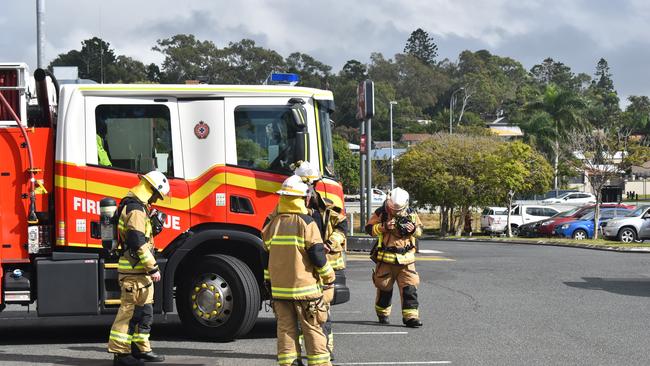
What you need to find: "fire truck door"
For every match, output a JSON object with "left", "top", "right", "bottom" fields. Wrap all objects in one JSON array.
[
  {"left": 177, "top": 99, "right": 226, "bottom": 225},
  {"left": 83, "top": 96, "right": 189, "bottom": 249}
]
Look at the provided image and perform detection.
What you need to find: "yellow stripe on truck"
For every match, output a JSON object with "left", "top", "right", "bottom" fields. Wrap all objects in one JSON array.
[{"left": 54, "top": 170, "right": 343, "bottom": 211}]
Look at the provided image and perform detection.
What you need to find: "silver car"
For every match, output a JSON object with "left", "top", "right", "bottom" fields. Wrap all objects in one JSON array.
[{"left": 601, "top": 205, "right": 650, "bottom": 243}]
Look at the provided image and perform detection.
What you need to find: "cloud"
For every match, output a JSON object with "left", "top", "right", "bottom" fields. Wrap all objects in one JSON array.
[{"left": 2, "top": 0, "right": 650, "bottom": 100}]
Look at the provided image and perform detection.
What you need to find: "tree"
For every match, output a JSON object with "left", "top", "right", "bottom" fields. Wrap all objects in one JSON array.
[
  {"left": 525, "top": 83, "right": 586, "bottom": 191},
  {"left": 107, "top": 56, "right": 148, "bottom": 83},
  {"left": 529, "top": 57, "right": 589, "bottom": 92},
  {"left": 221, "top": 39, "right": 286, "bottom": 84},
  {"left": 284, "top": 52, "right": 332, "bottom": 88},
  {"left": 152, "top": 34, "right": 221, "bottom": 83},
  {"left": 49, "top": 37, "right": 117, "bottom": 82},
  {"left": 340, "top": 59, "right": 367, "bottom": 82},
  {"left": 395, "top": 134, "right": 502, "bottom": 236},
  {"left": 587, "top": 58, "right": 620, "bottom": 129},
  {"left": 489, "top": 141, "right": 553, "bottom": 237},
  {"left": 566, "top": 128, "right": 625, "bottom": 239},
  {"left": 332, "top": 134, "right": 359, "bottom": 193},
  {"left": 403, "top": 28, "right": 438, "bottom": 66}
]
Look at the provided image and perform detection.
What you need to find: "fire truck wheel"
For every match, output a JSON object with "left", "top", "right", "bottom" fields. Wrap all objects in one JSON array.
[{"left": 177, "top": 254, "right": 260, "bottom": 340}]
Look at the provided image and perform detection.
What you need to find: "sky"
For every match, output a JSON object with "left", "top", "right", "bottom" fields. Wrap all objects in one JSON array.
[{"left": 2, "top": 0, "right": 650, "bottom": 104}]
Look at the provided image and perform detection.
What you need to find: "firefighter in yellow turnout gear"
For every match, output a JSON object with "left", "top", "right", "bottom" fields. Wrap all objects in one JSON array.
[
  {"left": 108, "top": 171, "right": 170, "bottom": 366},
  {"left": 263, "top": 175, "right": 335, "bottom": 366},
  {"left": 294, "top": 161, "right": 347, "bottom": 357},
  {"left": 366, "top": 187, "right": 424, "bottom": 328}
]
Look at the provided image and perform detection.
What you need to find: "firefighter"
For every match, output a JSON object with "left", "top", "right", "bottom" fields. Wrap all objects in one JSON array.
[
  {"left": 108, "top": 171, "right": 170, "bottom": 366},
  {"left": 365, "top": 187, "right": 423, "bottom": 328},
  {"left": 263, "top": 175, "right": 335, "bottom": 366},
  {"left": 293, "top": 161, "right": 347, "bottom": 356}
]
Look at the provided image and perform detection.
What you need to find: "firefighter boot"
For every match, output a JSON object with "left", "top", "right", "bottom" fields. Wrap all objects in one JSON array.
[
  {"left": 131, "top": 341, "right": 165, "bottom": 362},
  {"left": 378, "top": 315, "right": 390, "bottom": 324},
  {"left": 133, "top": 351, "right": 165, "bottom": 363},
  {"left": 291, "top": 359, "right": 306, "bottom": 366},
  {"left": 114, "top": 354, "right": 144, "bottom": 366},
  {"left": 403, "top": 318, "right": 423, "bottom": 328}
]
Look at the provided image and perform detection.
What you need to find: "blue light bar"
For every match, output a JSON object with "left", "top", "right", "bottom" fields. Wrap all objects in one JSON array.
[{"left": 266, "top": 73, "right": 300, "bottom": 86}]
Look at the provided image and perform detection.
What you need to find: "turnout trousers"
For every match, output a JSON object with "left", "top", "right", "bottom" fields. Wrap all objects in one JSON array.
[
  {"left": 273, "top": 299, "right": 331, "bottom": 366},
  {"left": 108, "top": 275, "right": 154, "bottom": 354},
  {"left": 372, "top": 262, "right": 420, "bottom": 320}
]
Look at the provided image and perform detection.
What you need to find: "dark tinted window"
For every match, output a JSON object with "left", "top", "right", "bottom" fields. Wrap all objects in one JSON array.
[{"left": 234, "top": 106, "right": 296, "bottom": 173}]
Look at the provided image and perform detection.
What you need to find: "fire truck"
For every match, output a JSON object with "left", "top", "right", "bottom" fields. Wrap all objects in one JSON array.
[{"left": 0, "top": 63, "right": 349, "bottom": 340}]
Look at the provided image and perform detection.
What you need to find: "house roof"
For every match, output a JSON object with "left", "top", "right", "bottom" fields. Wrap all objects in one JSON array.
[
  {"left": 400, "top": 133, "right": 433, "bottom": 143},
  {"left": 489, "top": 125, "right": 523, "bottom": 137}
]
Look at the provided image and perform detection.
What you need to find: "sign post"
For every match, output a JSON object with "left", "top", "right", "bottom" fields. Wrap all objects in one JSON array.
[{"left": 357, "top": 80, "right": 375, "bottom": 226}]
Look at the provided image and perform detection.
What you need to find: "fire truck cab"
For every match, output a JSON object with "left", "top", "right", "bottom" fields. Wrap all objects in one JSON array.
[{"left": 0, "top": 63, "right": 348, "bottom": 340}]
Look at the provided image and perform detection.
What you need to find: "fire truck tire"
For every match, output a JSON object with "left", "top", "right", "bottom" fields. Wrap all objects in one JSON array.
[{"left": 177, "top": 254, "right": 260, "bottom": 340}]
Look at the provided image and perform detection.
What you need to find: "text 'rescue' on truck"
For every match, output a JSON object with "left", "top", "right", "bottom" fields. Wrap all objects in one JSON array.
[{"left": 0, "top": 63, "right": 349, "bottom": 340}]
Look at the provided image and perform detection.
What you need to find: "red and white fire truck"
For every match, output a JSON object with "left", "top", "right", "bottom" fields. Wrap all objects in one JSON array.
[{"left": 0, "top": 63, "right": 348, "bottom": 339}]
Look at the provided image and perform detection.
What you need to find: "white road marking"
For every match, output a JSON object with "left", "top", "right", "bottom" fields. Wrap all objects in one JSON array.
[
  {"left": 336, "top": 362, "right": 451, "bottom": 365},
  {"left": 418, "top": 249, "right": 442, "bottom": 254},
  {"left": 335, "top": 331, "right": 408, "bottom": 335}
]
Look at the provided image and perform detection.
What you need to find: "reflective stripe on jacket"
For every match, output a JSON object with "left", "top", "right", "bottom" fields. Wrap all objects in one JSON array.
[
  {"left": 262, "top": 200, "right": 335, "bottom": 300},
  {"left": 365, "top": 205, "right": 422, "bottom": 265},
  {"left": 117, "top": 193, "right": 159, "bottom": 277}
]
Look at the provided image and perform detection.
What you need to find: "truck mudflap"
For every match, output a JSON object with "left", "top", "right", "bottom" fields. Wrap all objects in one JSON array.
[{"left": 331, "top": 269, "right": 350, "bottom": 305}]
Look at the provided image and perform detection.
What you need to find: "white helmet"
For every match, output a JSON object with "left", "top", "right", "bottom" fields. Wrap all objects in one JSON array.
[
  {"left": 294, "top": 161, "right": 322, "bottom": 185},
  {"left": 387, "top": 187, "right": 409, "bottom": 211},
  {"left": 141, "top": 170, "right": 170, "bottom": 198},
  {"left": 276, "top": 175, "right": 309, "bottom": 196}
]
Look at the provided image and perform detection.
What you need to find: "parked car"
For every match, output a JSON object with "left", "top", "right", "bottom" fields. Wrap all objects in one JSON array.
[
  {"left": 601, "top": 205, "right": 650, "bottom": 243},
  {"left": 344, "top": 188, "right": 387, "bottom": 204},
  {"left": 518, "top": 221, "right": 543, "bottom": 238},
  {"left": 554, "top": 208, "right": 633, "bottom": 240},
  {"left": 542, "top": 192, "right": 596, "bottom": 205},
  {"left": 480, "top": 207, "right": 507, "bottom": 233},
  {"left": 537, "top": 203, "right": 634, "bottom": 237},
  {"left": 482, "top": 204, "right": 561, "bottom": 236}
]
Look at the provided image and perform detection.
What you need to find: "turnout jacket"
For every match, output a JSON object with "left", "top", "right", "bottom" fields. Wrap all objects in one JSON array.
[
  {"left": 262, "top": 197, "right": 335, "bottom": 300},
  {"left": 365, "top": 205, "right": 423, "bottom": 265},
  {"left": 313, "top": 196, "right": 347, "bottom": 271},
  {"left": 266, "top": 194, "right": 348, "bottom": 271},
  {"left": 117, "top": 193, "right": 159, "bottom": 279}
]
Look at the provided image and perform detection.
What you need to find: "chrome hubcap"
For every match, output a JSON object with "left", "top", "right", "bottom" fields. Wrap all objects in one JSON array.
[
  {"left": 621, "top": 231, "right": 634, "bottom": 243},
  {"left": 574, "top": 231, "right": 586, "bottom": 240},
  {"left": 191, "top": 273, "right": 233, "bottom": 326}
]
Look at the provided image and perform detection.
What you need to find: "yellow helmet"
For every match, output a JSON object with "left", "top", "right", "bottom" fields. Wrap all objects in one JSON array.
[{"left": 276, "top": 175, "right": 309, "bottom": 196}]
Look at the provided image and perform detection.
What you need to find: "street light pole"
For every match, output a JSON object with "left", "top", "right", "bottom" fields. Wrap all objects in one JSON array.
[
  {"left": 389, "top": 101, "right": 397, "bottom": 191},
  {"left": 449, "top": 87, "right": 464, "bottom": 134}
]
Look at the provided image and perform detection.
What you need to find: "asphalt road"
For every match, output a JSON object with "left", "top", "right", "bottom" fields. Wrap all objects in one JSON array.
[{"left": 1, "top": 240, "right": 650, "bottom": 365}]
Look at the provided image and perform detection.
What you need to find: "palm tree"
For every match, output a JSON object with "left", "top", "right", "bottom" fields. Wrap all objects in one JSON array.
[{"left": 525, "top": 84, "right": 586, "bottom": 191}]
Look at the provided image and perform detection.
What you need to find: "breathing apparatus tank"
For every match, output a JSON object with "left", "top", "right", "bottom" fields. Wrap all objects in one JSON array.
[{"left": 99, "top": 197, "right": 118, "bottom": 252}]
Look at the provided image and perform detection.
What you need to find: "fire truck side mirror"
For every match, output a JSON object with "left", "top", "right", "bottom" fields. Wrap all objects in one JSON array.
[{"left": 290, "top": 103, "right": 309, "bottom": 165}]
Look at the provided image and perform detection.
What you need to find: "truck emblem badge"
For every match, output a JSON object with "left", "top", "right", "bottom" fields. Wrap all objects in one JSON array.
[{"left": 194, "top": 121, "right": 210, "bottom": 139}]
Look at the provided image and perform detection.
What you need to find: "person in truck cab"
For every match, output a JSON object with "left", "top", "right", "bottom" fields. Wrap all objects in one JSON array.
[{"left": 107, "top": 171, "right": 169, "bottom": 366}]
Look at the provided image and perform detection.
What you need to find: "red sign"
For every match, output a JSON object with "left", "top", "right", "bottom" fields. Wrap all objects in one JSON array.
[
  {"left": 356, "top": 80, "right": 374, "bottom": 120},
  {"left": 360, "top": 134, "right": 366, "bottom": 153}
]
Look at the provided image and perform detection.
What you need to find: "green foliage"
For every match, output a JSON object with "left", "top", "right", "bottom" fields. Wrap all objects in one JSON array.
[
  {"left": 221, "top": 39, "right": 285, "bottom": 84},
  {"left": 285, "top": 52, "right": 332, "bottom": 88},
  {"left": 403, "top": 28, "right": 438, "bottom": 65},
  {"left": 49, "top": 37, "right": 118, "bottom": 82},
  {"left": 395, "top": 135, "right": 550, "bottom": 212},
  {"left": 153, "top": 34, "right": 220, "bottom": 83},
  {"left": 332, "top": 134, "right": 359, "bottom": 193}
]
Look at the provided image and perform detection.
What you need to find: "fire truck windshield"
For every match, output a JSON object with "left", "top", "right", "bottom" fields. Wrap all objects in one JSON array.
[{"left": 317, "top": 101, "right": 335, "bottom": 178}]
